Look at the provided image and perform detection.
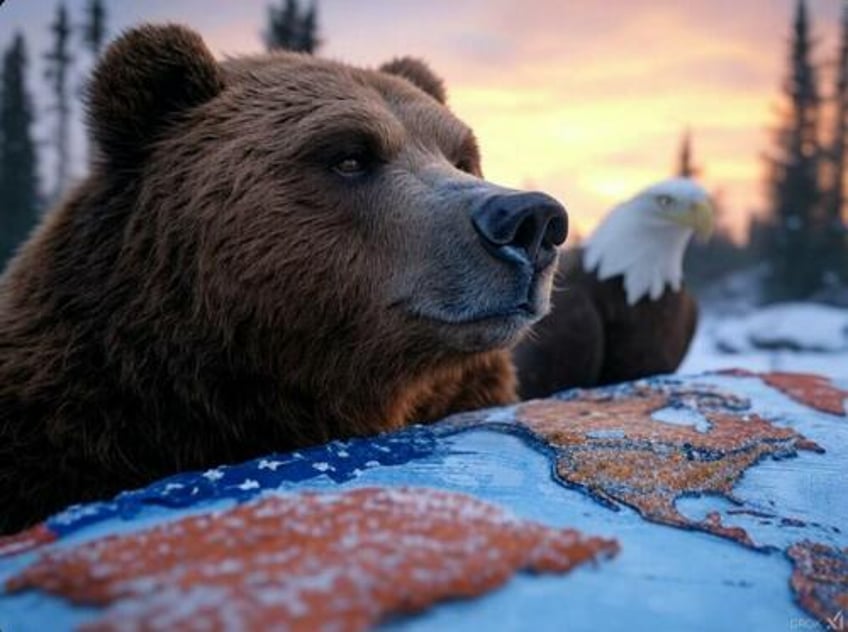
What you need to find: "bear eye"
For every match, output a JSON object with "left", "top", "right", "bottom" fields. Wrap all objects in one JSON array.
[{"left": 333, "top": 156, "right": 368, "bottom": 178}]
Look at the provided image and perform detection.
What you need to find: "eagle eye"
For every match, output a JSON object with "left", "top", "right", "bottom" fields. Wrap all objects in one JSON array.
[{"left": 656, "top": 194, "right": 674, "bottom": 208}]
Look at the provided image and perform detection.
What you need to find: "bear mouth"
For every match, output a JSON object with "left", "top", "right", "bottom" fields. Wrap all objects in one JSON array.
[
  {"left": 429, "top": 303, "right": 538, "bottom": 326},
  {"left": 403, "top": 300, "right": 544, "bottom": 331},
  {"left": 401, "top": 270, "right": 554, "bottom": 325},
  {"left": 420, "top": 304, "right": 539, "bottom": 352},
  {"left": 393, "top": 266, "right": 555, "bottom": 349}
]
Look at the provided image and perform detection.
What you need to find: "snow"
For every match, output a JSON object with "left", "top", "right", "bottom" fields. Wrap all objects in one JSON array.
[
  {"left": 680, "top": 302, "right": 848, "bottom": 380},
  {"left": 714, "top": 303, "right": 848, "bottom": 353}
]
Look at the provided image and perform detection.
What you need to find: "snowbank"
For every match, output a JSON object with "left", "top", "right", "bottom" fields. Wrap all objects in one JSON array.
[
  {"left": 714, "top": 303, "right": 848, "bottom": 353},
  {"left": 680, "top": 302, "right": 848, "bottom": 380}
]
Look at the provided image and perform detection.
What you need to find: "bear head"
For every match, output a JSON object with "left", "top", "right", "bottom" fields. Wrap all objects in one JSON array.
[{"left": 86, "top": 25, "right": 567, "bottom": 362}]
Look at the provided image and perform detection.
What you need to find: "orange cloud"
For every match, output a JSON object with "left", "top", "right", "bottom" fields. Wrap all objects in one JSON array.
[{"left": 424, "top": 1, "right": 840, "bottom": 241}]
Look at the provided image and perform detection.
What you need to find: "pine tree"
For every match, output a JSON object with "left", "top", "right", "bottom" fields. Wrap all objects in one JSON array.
[
  {"left": 0, "top": 34, "right": 40, "bottom": 268},
  {"left": 296, "top": 3, "right": 319, "bottom": 53},
  {"left": 78, "top": 0, "right": 107, "bottom": 169},
  {"left": 676, "top": 128, "right": 699, "bottom": 178},
  {"left": 44, "top": 2, "right": 73, "bottom": 199},
  {"left": 265, "top": 0, "right": 320, "bottom": 53},
  {"left": 267, "top": 0, "right": 296, "bottom": 51},
  {"left": 764, "top": 0, "right": 823, "bottom": 300},
  {"left": 823, "top": 0, "right": 848, "bottom": 285},
  {"left": 82, "top": 0, "right": 107, "bottom": 59}
]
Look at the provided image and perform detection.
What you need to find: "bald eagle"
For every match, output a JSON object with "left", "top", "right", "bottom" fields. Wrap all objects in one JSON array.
[{"left": 514, "top": 178, "right": 714, "bottom": 399}]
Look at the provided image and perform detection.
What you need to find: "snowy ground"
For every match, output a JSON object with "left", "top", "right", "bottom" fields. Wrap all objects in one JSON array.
[{"left": 679, "top": 302, "right": 848, "bottom": 380}]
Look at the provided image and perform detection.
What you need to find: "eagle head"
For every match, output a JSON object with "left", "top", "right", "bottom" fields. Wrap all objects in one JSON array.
[
  {"left": 638, "top": 178, "right": 714, "bottom": 241},
  {"left": 583, "top": 178, "right": 715, "bottom": 305}
]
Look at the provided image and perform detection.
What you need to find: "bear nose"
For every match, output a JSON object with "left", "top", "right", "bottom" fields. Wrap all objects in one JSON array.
[{"left": 471, "top": 192, "right": 568, "bottom": 270}]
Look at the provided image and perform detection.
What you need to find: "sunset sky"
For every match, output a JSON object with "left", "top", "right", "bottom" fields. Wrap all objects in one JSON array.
[{"left": 0, "top": 0, "right": 842, "bottom": 240}]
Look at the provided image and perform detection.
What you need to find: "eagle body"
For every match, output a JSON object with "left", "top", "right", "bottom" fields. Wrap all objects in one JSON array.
[
  {"left": 513, "top": 178, "right": 711, "bottom": 400},
  {"left": 514, "top": 249, "right": 697, "bottom": 399}
]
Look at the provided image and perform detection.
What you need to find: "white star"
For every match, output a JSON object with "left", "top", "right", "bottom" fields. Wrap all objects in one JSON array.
[{"left": 202, "top": 469, "right": 224, "bottom": 482}]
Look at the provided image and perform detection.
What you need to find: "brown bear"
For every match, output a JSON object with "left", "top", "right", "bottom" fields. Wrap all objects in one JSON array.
[{"left": 0, "top": 25, "right": 567, "bottom": 533}]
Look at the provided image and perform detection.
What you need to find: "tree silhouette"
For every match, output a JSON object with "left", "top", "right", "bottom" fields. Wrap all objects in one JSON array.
[
  {"left": 78, "top": 0, "right": 107, "bottom": 169},
  {"left": 82, "top": 0, "right": 107, "bottom": 59},
  {"left": 764, "top": 0, "right": 824, "bottom": 301},
  {"left": 296, "top": 3, "right": 318, "bottom": 52},
  {"left": 265, "top": 0, "right": 320, "bottom": 53},
  {"left": 676, "top": 128, "right": 699, "bottom": 179},
  {"left": 822, "top": 0, "right": 848, "bottom": 285},
  {"left": 44, "top": 2, "right": 74, "bottom": 200},
  {"left": 0, "top": 33, "right": 40, "bottom": 268}
]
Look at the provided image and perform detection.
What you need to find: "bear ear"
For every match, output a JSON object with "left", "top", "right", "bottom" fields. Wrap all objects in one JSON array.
[
  {"left": 87, "top": 24, "right": 225, "bottom": 164},
  {"left": 379, "top": 57, "right": 447, "bottom": 104}
]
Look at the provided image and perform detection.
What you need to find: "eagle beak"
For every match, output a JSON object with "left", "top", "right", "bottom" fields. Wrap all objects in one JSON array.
[{"left": 677, "top": 200, "right": 714, "bottom": 240}]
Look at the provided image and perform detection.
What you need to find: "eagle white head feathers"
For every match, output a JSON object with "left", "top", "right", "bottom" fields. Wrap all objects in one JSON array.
[{"left": 583, "top": 178, "right": 714, "bottom": 305}]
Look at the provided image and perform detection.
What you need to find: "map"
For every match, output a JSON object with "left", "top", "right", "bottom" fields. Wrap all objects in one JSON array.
[{"left": 0, "top": 371, "right": 846, "bottom": 631}]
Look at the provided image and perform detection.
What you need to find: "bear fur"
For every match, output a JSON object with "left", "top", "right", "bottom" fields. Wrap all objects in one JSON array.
[{"left": 0, "top": 25, "right": 563, "bottom": 533}]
